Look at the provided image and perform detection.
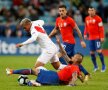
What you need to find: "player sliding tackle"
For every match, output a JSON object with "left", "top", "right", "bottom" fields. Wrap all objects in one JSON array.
[
  {"left": 6, "top": 36, "right": 85, "bottom": 86},
  {"left": 6, "top": 53, "right": 84, "bottom": 86}
]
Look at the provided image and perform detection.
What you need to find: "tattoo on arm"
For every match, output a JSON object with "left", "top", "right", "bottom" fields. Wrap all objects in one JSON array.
[
  {"left": 74, "top": 24, "right": 83, "bottom": 41},
  {"left": 69, "top": 72, "right": 78, "bottom": 85}
]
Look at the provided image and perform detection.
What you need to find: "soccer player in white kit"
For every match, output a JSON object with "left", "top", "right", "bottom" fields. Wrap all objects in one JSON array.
[{"left": 16, "top": 18, "right": 66, "bottom": 71}]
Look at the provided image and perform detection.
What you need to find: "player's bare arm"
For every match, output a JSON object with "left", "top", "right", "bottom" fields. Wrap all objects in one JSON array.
[
  {"left": 99, "top": 22, "right": 105, "bottom": 43},
  {"left": 68, "top": 72, "right": 78, "bottom": 86},
  {"left": 16, "top": 32, "right": 37, "bottom": 48},
  {"left": 49, "top": 27, "right": 59, "bottom": 38},
  {"left": 78, "top": 74, "right": 84, "bottom": 83},
  {"left": 74, "top": 24, "right": 86, "bottom": 48},
  {"left": 56, "top": 35, "right": 71, "bottom": 63},
  {"left": 84, "top": 24, "right": 88, "bottom": 40},
  {"left": 16, "top": 43, "right": 23, "bottom": 47}
]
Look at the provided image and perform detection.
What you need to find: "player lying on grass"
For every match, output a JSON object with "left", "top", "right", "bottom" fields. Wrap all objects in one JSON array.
[
  {"left": 56, "top": 35, "right": 90, "bottom": 82},
  {"left": 6, "top": 52, "right": 84, "bottom": 86}
]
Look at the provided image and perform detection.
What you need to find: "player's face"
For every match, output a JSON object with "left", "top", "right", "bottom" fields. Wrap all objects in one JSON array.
[
  {"left": 59, "top": 8, "right": 67, "bottom": 18},
  {"left": 88, "top": 8, "right": 96, "bottom": 17},
  {"left": 23, "top": 23, "right": 31, "bottom": 32},
  {"left": 71, "top": 54, "right": 83, "bottom": 64}
]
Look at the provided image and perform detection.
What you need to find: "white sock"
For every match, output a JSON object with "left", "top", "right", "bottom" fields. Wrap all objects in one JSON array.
[{"left": 58, "top": 64, "right": 67, "bottom": 70}]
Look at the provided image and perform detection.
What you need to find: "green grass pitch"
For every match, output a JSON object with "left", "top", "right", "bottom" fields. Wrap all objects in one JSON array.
[{"left": 0, "top": 56, "right": 108, "bottom": 90}]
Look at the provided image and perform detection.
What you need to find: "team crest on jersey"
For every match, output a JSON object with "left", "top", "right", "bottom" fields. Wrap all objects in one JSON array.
[
  {"left": 64, "top": 22, "right": 67, "bottom": 27},
  {"left": 92, "top": 19, "right": 96, "bottom": 23},
  {"left": 87, "top": 19, "right": 96, "bottom": 24}
]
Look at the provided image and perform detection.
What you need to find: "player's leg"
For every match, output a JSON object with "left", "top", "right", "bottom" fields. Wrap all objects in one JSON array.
[
  {"left": 78, "top": 64, "right": 90, "bottom": 82},
  {"left": 90, "top": 51, "right": 98, "bottom": 72},
  {"left": 34, "top": 50, "right": 54, "bottom": 69},
  {"left": 36, "top": 69, "right": 60, "bottom": 85},
  {"left": 27, "top": 80, "right": 41, "bottom": 86},
  {"left": 6, "top": 68, "right": 34, "bottom": 75},
  {"left": 79, "top": 65, "right": 90, "bottom": 75},
  {"left": 97, "top": 49, "right": 106, "bottom": 72},
  {"left": 34, "top": 61, "right": 45, "bottom": 68},
  {"left": 34, "top": 49, "right": 65, "bottom": 70},
  {"left": 6, "top": 66, "right": 47, "bottom": 76},
  {"left": 51, "top": 54, "right": 67, "bottom": 70},
  {"left": 89, "top": 40, "right": 98, "bottom": 72},
  {"left": 95, "top": 39, "right": 106, "bottom": 72}
]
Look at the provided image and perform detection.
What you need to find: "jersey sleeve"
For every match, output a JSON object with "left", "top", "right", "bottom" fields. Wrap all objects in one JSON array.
[
  {"left": 22, "top": 27, "right": 38, "bottom": 45},
  {"left": 69, "top": 18, "right": 76, "bottom": 28},
  {"left": 84, "top": 19, "right": 88, "bottom": 35},
  {"left": 55, "top": 18, "right": 59, "bottom": 28},
  {"left": 97, "top": 17, "right": 104, "bottom": 38},
  {"left": 37, "top": 20, "right": 44, "bottom": 26}
]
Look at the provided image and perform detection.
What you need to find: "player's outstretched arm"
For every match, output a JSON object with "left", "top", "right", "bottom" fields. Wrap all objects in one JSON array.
[
  {"left": 16, "top": 32, "right": 37, "bottom": 47},
  {"left": 49, "top": 27, "right": 58, "bottom": 38},
  {"left": 68, "top": 72, "right": 78, "bottom": 86},
  {"left": 56, "top": 35, "right": 71, "bottom": 63},
  {"left": 78, "top": 74, "right": 84, "bottom": 83},
  {"left": 74, "top": 24, "right": 86, "bottom": 48},
  {"left": 16, "top": 43, "right": 23, "bottom": 47}
]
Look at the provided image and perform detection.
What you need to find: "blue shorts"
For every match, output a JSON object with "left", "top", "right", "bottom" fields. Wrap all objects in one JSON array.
[
  {"left": 89, "top": 39, "right": 101, "bottom": 51},
  {"left": 36, "top": 70, "right": 60, "bottom": 85},
  {"left": 63, "top": 42, "right": 75, "bottom": 58}
]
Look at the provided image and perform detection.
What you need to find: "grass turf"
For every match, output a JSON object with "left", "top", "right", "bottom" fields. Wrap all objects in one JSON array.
[{"left": 0, "top": 56, "right": 108, "bottom": 90}]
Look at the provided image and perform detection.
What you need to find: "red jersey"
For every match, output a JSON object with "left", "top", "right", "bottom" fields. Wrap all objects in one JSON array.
[
  {"left": 57, "top": 64, "right": 80, "bottom": 82},
  {"left": 56, "top": 16, "right": 76, "bottom": 44},
  {"left": 84, "top": 15, "right": 104, "bottom": 40}
]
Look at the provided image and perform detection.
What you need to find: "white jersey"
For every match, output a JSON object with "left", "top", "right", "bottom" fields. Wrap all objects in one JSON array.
[{"left": 22, "top": 20, "right": 57, "bottom": 51}]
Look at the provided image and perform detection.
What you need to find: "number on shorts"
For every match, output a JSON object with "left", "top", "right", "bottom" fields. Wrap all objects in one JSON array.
[
  {"left": 97, "top": 41, "right": 100, "bottom": 48},
  {"left": 63, "top": 44, "right": 66, "bottom": 49}
]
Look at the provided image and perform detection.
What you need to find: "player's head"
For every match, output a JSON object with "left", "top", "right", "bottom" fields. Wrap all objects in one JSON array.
[
  {"left": 69, "top": 52, "right": 83, "bottom": 65},
  {"left": 58, "top": 5, "right": 67, "bottom": 18},
  {"left": 88, "top": 7, "right": 96, "bottom": 17},
  {"left": 20, "top": 18, "right": 32, "bottom": 32}
]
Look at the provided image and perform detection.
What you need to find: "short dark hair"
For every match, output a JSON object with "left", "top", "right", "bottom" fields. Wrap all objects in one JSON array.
[
  {"left": 76, "top": 52, "right": 84, "bottom": 59},
  {"left": 88, "top": 6, "right": 96, "bottom": 10},
  {"left": 59, "top": 5, "right": 67, "bottom": 9}
]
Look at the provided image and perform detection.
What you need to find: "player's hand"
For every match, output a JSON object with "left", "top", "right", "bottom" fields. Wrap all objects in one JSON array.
[
  {"left": 16, "top": 43, "right": 23, "bottom": 47},
  {"left": 84, "top": 35, "right": 88, "bottom": 40},
  {"left": 100, "top": 38, "right": 104, "bottom": 43},
  {"left": 81, "top": 41, "right": 86, "bottom": 48}
]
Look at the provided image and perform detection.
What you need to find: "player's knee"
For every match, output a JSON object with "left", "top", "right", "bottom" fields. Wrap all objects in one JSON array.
[
  {"left": 31, "top": 68, "right": 37, "bottom": 75},
  {"left": 96, "top": 49, "right": 102, "bottom": 53},
  {"left": 90, "top": 51, "right": 95, "bottom": 55},
  {"left": 32, "top": 66, "right": 47, "bottom": 76},
  {"left": 58, "top": 64, "right": 67, "bottom": 70},
  {"left": 36, "top": 66, "right": 47, "bottom": 70},
  {"left": 34, "top": 61, "right": 45, "bottom": 68}
]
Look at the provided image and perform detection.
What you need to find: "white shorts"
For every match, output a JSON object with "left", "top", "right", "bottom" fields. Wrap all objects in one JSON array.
[{"left": 36, "top": 49, "right": 59, "bottom": 64}]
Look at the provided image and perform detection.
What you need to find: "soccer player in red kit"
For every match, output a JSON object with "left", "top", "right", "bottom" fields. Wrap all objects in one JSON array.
[
  {"left": 49, "top": 5, "right": 86, "bottom": 58},
  {"left": 49, "top": 5, "right": 90, "bottom": 79},
  {"left": 84, "top": 7, "right": 106, "bottom": 72},
  {"left": 6, "top": 53, "right": 83, "bottom": 86}
]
